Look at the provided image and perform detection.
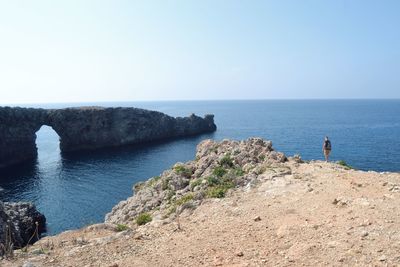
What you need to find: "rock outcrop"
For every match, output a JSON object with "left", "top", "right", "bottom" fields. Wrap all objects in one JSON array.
[
  {"left": 0, "top": 106, "right": 216, "bottom": 169},
  {"left": 0, "top": 107, "right": 48, "bottom": 168},
  {"left": 105, "top": 137, "right": 287, "bottom": 224},
  {"left": 0, "top": 201, "right": 46, "bottom": 256},
  {"left": 3, "top": 138, "right": 400, "bottom": 266}
]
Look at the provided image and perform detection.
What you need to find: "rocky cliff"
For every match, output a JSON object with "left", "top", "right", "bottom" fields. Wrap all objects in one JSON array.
[
  {"left": 0, "top": 106, "right": 216, "bottom": 169},
  {"left": 0, "top": 107, "right": 48, "bottom": 168},
  {"left": 105, "top": 138, "right": 287, "bottom": 224},
  {"left": 0, "top": 201, "right": 46, "bottom": 257}
]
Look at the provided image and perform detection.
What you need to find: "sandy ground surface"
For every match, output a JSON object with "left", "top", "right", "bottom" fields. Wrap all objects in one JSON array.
[{"left": 2, "top": 161, "right": 400, "bottom": 267}]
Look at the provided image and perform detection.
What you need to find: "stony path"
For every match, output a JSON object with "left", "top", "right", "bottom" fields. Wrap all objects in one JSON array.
[{"left": 2, "top": 161, "right": 400, "bottom": 267}]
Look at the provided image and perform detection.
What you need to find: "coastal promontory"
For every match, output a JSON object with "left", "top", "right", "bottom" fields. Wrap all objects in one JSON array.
[
  {"left": 0, "top": 106, "right": 216, "bottom": 169},
  {"left": 3, "top": 138, "right": 400, "bottom": 266}
]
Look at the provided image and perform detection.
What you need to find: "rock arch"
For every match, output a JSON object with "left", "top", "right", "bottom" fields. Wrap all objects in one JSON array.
[
  {"left": 35, "top": 125, "right": 61, "bottom": 155},
  {"left": 0, "top": 106, "right": 216, "bottom": 169}
]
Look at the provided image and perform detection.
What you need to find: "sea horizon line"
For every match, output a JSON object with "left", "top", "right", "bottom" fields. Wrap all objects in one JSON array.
[{"left": 1, "top": 97, "right": 400, "bottom": 107}]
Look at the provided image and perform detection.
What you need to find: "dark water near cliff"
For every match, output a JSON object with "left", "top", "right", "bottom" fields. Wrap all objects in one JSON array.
[{"left": 0, "top": 100, "right": 399, "bottom": 235}]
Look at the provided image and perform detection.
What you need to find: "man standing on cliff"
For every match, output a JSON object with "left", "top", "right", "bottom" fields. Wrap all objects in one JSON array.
[{"left": 323, "top": 136, "right": 332, "bottom": 162}]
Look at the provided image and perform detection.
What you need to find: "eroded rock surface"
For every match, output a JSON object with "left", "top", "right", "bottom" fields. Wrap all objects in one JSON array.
[
  {"left": 0, "top": 106, "right": 216, "bottom": 169},
  {"left": 105, "top": 137, "right": 287, "bottom": 224},
  {"left": 0, "top": 107, "right": 48, "bottom": 168},
  {"left": 0, "top": 201, "right": 46, "bottom": 256}
]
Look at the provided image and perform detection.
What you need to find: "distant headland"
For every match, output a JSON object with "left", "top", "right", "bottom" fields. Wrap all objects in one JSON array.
[{"left": 0, "top": 106, "right": 216, "bottom": 169}]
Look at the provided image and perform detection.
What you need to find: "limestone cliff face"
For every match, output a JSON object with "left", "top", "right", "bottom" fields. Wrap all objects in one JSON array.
[
  {"left": 0, "top": 106, "right": 216, "bottom": 169},
  {"left": 0, "top": 107, "right": 48, "bottom": 168}
]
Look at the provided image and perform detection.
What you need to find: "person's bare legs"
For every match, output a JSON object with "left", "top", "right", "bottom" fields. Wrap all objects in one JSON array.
[{"left": 324, "top": 150, "right": 331, "bottom": 162}]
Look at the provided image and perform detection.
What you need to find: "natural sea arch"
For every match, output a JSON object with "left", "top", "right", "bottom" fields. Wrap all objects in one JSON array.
[
  {"left": 0, "top": 106, "right": 216, "bottom": 169},
  {"left": 35, "top": 125, "right": 61, "bottom": 163}
]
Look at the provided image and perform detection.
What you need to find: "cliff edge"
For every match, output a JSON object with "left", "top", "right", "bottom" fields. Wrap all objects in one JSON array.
[{"left": 2, "top": 138, "right": 400, "bottom": 266}]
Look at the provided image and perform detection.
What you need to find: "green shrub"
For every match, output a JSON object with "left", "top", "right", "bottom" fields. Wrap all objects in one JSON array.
[
  {"left": 234, "top": 167, "right": 245, "bottom": 176},
  {"left": 220, "top": 154, "right": 234, "bottom": 167},
  {"left": 207, "top": 176, "right": 220, "bottom": 186},
  {"left": 136, "top": 213, "right": 152, "bottom": 225},
  {"left": 206, "top": 182, "right": 235, "bottom": 199},
  {"left": 338, "top": 160, "right": 353, "bottom": 169},
  {"left": 189, "top": 179, "right": 202, "bottom": 190},
  {"left": 207, "top": 175, "right": 234, "bottom": 186},
  {"left": 175, "top": 193, "right": 194, "bottom": 206},
  {"left": 116, "top": 224, "right": 129, "bottom": 232},
  {"left": 174, "top": 165, "right": 192, "bottom": 178},
  {"left": 213, "top": 166, "right": 227, "bottom": 177},
  {"left": 207, "top": 187, "right": 226, "bottom": 198},
  {"left": 221, "top": 176, "right": 234, "bottom": 186},
  {"left": 258, "top": 154, "right": 266, "bottom": 161}
]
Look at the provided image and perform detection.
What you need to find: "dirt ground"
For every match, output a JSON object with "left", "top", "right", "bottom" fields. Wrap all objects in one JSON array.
[{"left": 2, "top": 161, "right": 400, "bottom": 267}]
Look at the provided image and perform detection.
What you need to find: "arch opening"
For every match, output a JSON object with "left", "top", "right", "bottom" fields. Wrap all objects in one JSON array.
[{"left": 35, "top": 125, "right": 61, "bottom": 164}]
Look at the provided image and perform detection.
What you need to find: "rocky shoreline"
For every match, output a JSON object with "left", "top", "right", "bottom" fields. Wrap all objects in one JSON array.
[
  {"left": 0, "top": 201, "right": 46, "bottom": 257},
  {"left": 0, "top": 106, "right": 216, "bottom": 169},
  {"left": 2, "top": 138, "right": 400, "bottom": 266}
]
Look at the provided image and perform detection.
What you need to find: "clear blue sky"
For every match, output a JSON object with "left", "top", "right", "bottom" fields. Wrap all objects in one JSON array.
[{"left": 0, "top": 0, "right": 399, "bottom": 103}]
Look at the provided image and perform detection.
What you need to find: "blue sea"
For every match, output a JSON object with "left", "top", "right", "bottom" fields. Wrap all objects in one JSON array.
[{"left": 0, "top": 100, "right": 399, "bottom": 235}]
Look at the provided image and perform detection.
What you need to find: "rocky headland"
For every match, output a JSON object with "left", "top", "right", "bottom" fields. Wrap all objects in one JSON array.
[
  {"left": 0, "top": 106, "right": 216, "bottom": 169},
  {"left": 2, "top": 138, "right": 400, "bottom": 266}
]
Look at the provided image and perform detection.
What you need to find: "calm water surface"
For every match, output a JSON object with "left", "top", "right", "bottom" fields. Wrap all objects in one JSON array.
[{"left": 0, "top": 100, "right": 399, "bottom": 235}]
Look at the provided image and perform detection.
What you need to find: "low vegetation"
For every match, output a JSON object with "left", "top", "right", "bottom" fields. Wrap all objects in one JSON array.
[
  {"left": 115, "top": 224, "right": 129, "bottom": 232},
  {"left": 219, "top": 154, "right": 234, "bottom": 167},
  {"left": 174, "top": 165, "right": 192, "bottom": 178},
  {"left": 161, "top": 178, "right": 170, "bottom": 191},
  {"left": 206, "top": 182, "right": 234, "bottom": 198},
  {"left": 136, "top": 213, "right": 152, "bottom": 225},
  {"left": 234, "top": 167, "right": 245, "bottom": 176},
  {"left": 175, "top": 193, "right": 194, "bottom": 206},
  {"left": 148, "top": 176, "right": 161, "bottom": 187},
  {"left": 106, "top": 138, "right": 287, "bottom": 225},
  {"left": 338, "top": 160, "right": 353, "bottom": 170},
  {"left": 207, "top": 176, "right": 220, "bottom": 186},
  {"left": 166, "top": 193, "right": 195, "bottom": 216},
  {"left": 206, "top": 170, "right": 235, "bottom": 199},
  {"left": 189, "top": 178, "right": 202, "bottom": 190},
  {"left": 213, "top": 166, "right": 227, "bottom": 177},
  {"left": 0, "top": 222, "right": 16, "bottom": 259}
]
